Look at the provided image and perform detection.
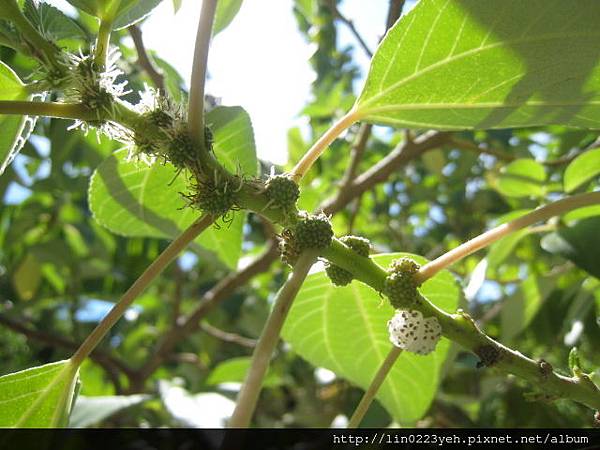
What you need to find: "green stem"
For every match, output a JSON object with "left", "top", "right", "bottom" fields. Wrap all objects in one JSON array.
[
  {"left": 188, "top": 0, "right": 217, "bottom": 146},
  {"left": 94, "top": 0, "right": 122, "bottom": 70},
  {"left": 228, "top": 251, "right": 319, "bottom": 428},
  {"left": 0, "top": 100, "right": 98, "bottom": 120},
  {"left": 290, "top": 108, "right": 360, "bottom": 181},
  {"left": 70, "top": 215, "right": 214, "bottom": 368},
  {"left": 348, "top": 346, "right": 403, "bottom": 428},
  {"left": 415, "top": 191, "right": 600, "bottom": 284}
]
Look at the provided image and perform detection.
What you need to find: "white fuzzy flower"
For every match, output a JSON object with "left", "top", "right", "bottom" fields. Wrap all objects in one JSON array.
[{"left": 387, "top": 309, "right": 442, "bottom": 355}]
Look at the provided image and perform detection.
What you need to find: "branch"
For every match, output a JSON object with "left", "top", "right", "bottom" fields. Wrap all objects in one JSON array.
[
  {"left": 322, "top": 131, "right": 450, "bottom": 214},
  {"left": 188, "top": 0, "right": 217, "bottom": 145},
  {"left": 385, "top": 0, "right": 406, "bottom": 30},
  {"left": 290, "top": 108, "right": 360, "bottom": 181},
  {"left": 133, "top": 239, "right": 279, "bottom": 385},
  {"left": 415, "top": 191, "right": 600, "bottom": 284},
  {"left": 348, "top": 346, "right": 402, "bottom": 428},
  {"left": 70, "top": 215, "right": 214, "bottom": 368},
  {"left": 338, "top": 123, "right": 372, "bottom": 192},
  {"left": 200, "top": 322, "right": 257, "bottom": 348},
  {"left": 324, "top": 0, "right": 373, "bottom": 58},
  {"left": 129, "top": 25, "right": 166, "bottom": 92},
  {"left": 0, "top": 313, "right": 134, "bottom": 387},
  {"left": 228, "top": 250, "right": 319, "bottom": 428}
]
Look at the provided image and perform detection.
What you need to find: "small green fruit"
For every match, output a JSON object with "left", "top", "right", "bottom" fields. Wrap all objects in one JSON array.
[
  {"left": 384, "top": 257, "right": 421, "bottom": 309},
  {"left": 339, "top": 235, "right": 370, "bottom": 257},
  {"left": 265, "top": 174, "right": 300, "bottom": 210},
  {"left": 325, "top": 264, "right": 353, "bottom": 286},
  {"left": 295, "top": 213, "right": 333, "bottom": 250},
  {"left": 279, "top": 229, "right": 300, "bottom": 267},
  {"left": 191, "top": 181, "right": 235, "bottom": 216}
]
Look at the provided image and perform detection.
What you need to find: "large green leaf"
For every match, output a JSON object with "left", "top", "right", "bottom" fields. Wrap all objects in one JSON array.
[
  {"left": 24, "top": 0, "right": 86, "bottom": 40},
  {"left": 65, "top": 0, "right": 161, "bottom": 29},
  {"left": 212, "top": 0, "right": 243, "bottom": 37},
  {"left": 0, "top": 360, "right": 79, "bottom": 427},
  {"left": 89, "top": 106, "right": 257, "bottom": 268},
  {"left": 494, "top": 159, "right": 546, "bottom": 198},
  {"left": 0, "top": 61, "right": 33, "bottom": 175},
  {"left": 356, "top": 0, "right": 600, "bottom": 130},
  {"left": 563, "top": 148, "right": 600, "bottom": 193},
  {"left": 282, "top": 253, "right": 460, "bottom": 425}
]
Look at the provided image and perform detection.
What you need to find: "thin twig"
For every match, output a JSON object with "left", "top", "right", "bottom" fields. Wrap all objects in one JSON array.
[
  {"left": 228, "top": 250, "right": 318, "bottom": 428},
  {"left": 188, "top": 0, "right": 218, "bottom": 144},
  {"left": 322, "top": 131, "right": 450, "bottom": 214},
  {"left": 324, "top": 0, "right": 373, "bottom": 58},
  {"left": 129, "top": 25, "right": 166, "bottom": 92},
  {"left": 348, "top": 346, "right": 403, "bottom": 428},
  {"left": 70, "top": 215, "right": 214, "bottom": 367},
  {"left": 200, "top": 322, "right": 257, "bottom": 348},
  {"left": 416, "top": 191, "right": 600, "bottom": 284},
  {"left": 339, "top": 124, "right": 372, "bottom": 191},
  {"left": 132, "top": 239, "right": 279, "bottom": 386},
  {"left": 291, "top": 108, "right": 360, "bottom": 181},
  {"left": 0, "top": 313, "right": 134, "bottom": 380}
]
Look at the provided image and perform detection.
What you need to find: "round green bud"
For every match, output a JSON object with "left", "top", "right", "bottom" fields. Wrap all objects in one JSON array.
[
  {"left": 384, "top": 257, "right": 421, "bottom": 309},
  {"left": 295, "top": 213, "right": 333, "bottom": 250},
  {"left": 166, "top": 127, "right": 198, "bottom": 169},
  {"left": 339, "top": 235, "right": 370, "bottom": 257},
  {"left": 192, "top": 182, "right": 234, "bottom": 216},
  {"left": 265, "top": 174, "right": 300, "bottom": 210},
  {"left": 325, "top": 263, "right": 353, "bottom": 286}
]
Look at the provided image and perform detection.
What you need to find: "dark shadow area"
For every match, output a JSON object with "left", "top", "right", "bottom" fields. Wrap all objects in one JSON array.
[{"left": 454, "top": 0, "right": 600, "bottom": 129}]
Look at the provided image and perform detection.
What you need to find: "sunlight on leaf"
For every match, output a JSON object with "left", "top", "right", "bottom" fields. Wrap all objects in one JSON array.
[
  {"left": 356, "top": 0, "right": 600, "bottom": 130},
  {"left": 282, "top": 253, "right": 460, "bottom": 425}
]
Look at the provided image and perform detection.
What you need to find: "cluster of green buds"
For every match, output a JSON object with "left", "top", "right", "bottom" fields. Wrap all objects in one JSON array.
[
  {"left": 279, "top": 212, "right": 333, "bottom": 267},
  {"left": 383, "top": 257, "right": 421, "bottom": 309},
  {"left": 325, "top": 235, "right": 371, "bottom": 286}
]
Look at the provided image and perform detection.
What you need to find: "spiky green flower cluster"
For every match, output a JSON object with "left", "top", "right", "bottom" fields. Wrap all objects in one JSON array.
[
  {"left": 325, "top": 235, "right": 371, "bottom": 286},
  {"left": 384, "top": 257, "right": 421, "bottom": 309},
  {"left": 294, "top": 213, "right": 333, "bottom": 251},
  {"left": 189, "top": 178, "right": 236, "bottom": 217},
  {"left": 265, "top": 174, "right": 300, "bottom": 212}
]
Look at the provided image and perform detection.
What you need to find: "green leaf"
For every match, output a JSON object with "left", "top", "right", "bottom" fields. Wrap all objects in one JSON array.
[
  {"left": 541, "top": 217, "right": 600, "bottom": 279},
  {"left": 23, "top": 0, "right": 86, "bottom": 41},
  {"left": 69, "top": 394, "right": 148, "bottom": 427},
  {"left": 495, "top": 159, "right": 546, "bottom": 198},
  {"left": 501, "top": 275, "right": 545, "bottom": 342},
  {"left": 89, "top": 106, "right": 257, "bottom": 268},
  {"left": 112, "top": 0, "right": 162, "bottom": 30},
  {"left": 65, "top": 0, "right": 162, "bottom": 29},
  {"left": 12, "top": 253, "right": 42, "bottom": 301},
  {"left": 206, "top": 356, "right": 280, "bottom": 388},
  {"left": 356, "top": 0, "right": 600, "bottom": 130},
  {"left": 172, "top": 0, "right": 182, "bottom": 13},
  {"left": 486, "top": 209, "right": 533, "bottom": 269},
  {"left": 568, "top": 347, "right": 582, "bottom": 376},
  {"left": 563, "top": 148, "right": 600, "bottom": 193},
  {"left": 0, "top": 360, "right": 79, "bottom": 427},
  {"left": 0, "top": 61, "right": 33, "bottom": 176},
  {"left": 212, "top": 0, "right": 243, "bottom": 37},
  {"left": 282, "top": 253, "right": 460, "bottom": 425}
]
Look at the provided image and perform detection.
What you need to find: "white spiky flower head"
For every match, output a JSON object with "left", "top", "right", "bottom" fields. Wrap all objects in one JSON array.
[{"left": 387, "top": 309, "right": 442, "bottom": 355}]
